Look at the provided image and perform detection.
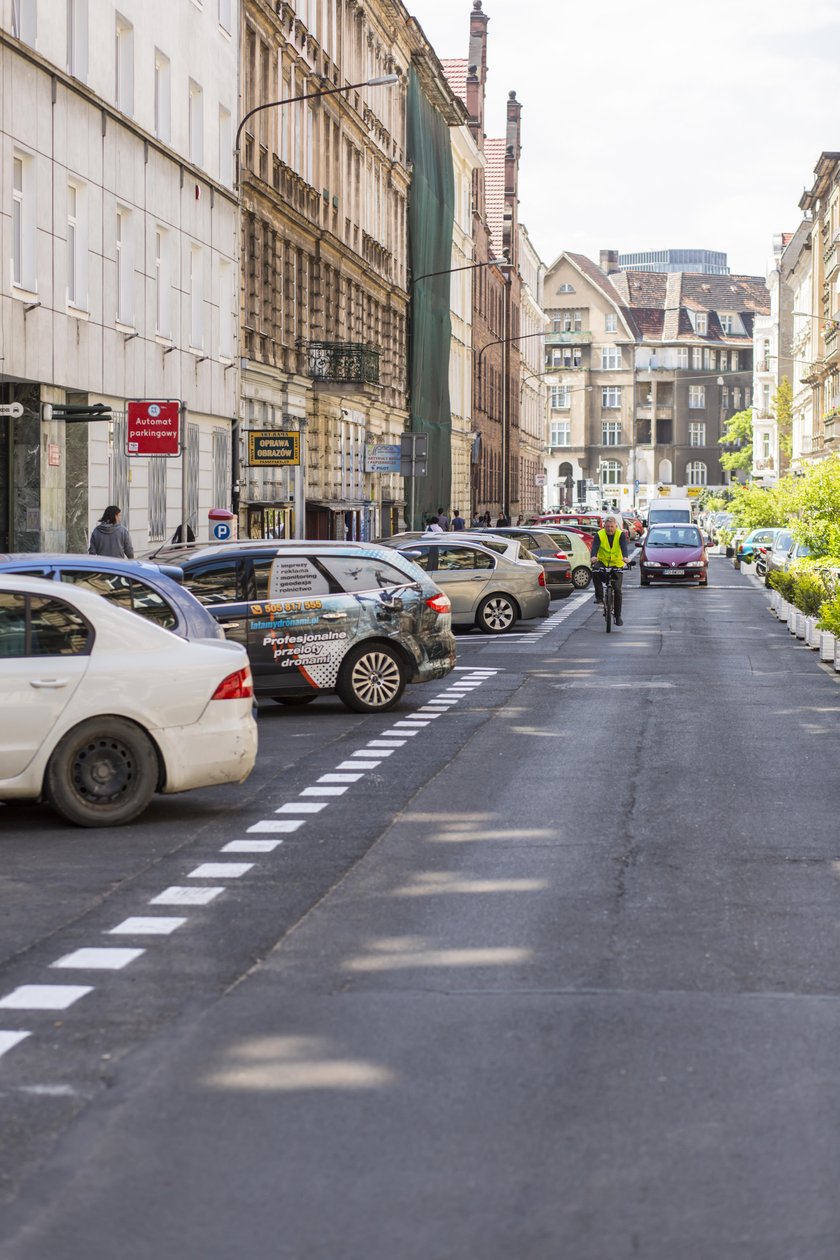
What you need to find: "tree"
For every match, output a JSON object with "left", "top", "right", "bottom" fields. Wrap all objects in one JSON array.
[
  {"left": 719, "top": 408, "right": 753, "bottom": 474},
  {"left": 774, "top": 376, "right": 793, "bottom": 463},
  {"left": 792, "top": 455, "right": 840, "bottom": 556}
]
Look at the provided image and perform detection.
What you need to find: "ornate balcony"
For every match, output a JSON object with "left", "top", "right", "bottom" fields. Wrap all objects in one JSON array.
[
  {"left": 546, "top": 330, "right": 593, "bottom": 345},
  {"left": 308, "top": 342, "right": 380, "bottom": 387}
]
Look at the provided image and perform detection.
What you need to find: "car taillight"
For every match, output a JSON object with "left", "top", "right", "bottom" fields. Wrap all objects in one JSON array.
[
  {"left": 426, "top": 593, "right": 451, "bottom": 614},
  {"left": 211, "top": 667, "right": 254, "bottom": 700},
  {"left": 537, "top": 570, "right": 546, "bottom": 587},
  {"left": 554, "top": 551, "right": 569, "bottom": 561}
]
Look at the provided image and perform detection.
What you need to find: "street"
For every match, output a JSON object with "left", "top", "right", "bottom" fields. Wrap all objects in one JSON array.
[{"left": 1, "top": 556, "right": 839, "bottom": 1258}]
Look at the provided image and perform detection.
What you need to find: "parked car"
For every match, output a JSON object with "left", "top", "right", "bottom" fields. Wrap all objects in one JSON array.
[
  {"left": 734, "top": 527, "right": 782, "bottom": 564},
  {"left": 474, "top": 525, "right": 592, "bottom": 590},
  {"left": 145, "top": 540, "right": 456, "bottom": 711},
  {"left": 379, "top": 531, "right": 574, "bottom": 600},
  {"left": 762, "top": 532, "right": 810, "bottom": 584},
  {"left": 0, "top": 554, "right": 224, "bottom": 640},
  {"left": 0, "top": 574, "right": 257, "bottom": 827},
  {"left": 386, "top": 537, "right": 550, "bottom": 633},
  {"left": 639, "top": 524, "right": 708, "bottom": 586},
  {"left": 535, "top": 511, "right": 641, "bottom": 543}
]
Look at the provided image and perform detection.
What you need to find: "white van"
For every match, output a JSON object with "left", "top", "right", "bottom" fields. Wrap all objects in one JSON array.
[{"left": 647, "top": 497, "right": 693, "bottom": 528}]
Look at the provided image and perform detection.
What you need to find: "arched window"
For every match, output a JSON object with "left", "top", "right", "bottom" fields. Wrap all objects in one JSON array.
[
  {"left": 658, "top": 458, "right": 672, "bottom": 483},
  {"left": 601, "top": 460, "right": 622, "bottom": 486},
  {"left": 686, "top": 461, "right": 707, "bottom": 486}
]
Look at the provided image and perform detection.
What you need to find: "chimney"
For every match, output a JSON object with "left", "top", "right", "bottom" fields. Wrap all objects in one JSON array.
[
  {"left": 503, "top": 90, "right": 522, "bottom": 263},
  {"left": 466, "top": 1, "right": 489, "bottom": 147},
  {"left": 600, "top": 249, "right": 620, "bottom": 274}
]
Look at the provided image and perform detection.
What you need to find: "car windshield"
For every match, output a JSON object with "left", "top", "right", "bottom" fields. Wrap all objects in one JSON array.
[{"left": 647, "top": 528, "right": 702, "bottom": 548}]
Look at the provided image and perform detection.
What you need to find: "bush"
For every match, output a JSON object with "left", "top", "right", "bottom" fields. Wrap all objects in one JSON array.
[
  {"left": 768, "top": 569, "right": 795, "bottom": 600},
  {"left": 817, "top": 593, "right": 840, "bottom": 636},
  {"left": 790, "top": 569, "right": 827, "bottom": 617}
]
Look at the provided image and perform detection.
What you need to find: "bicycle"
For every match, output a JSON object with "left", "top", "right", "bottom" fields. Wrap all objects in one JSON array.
[{"left": 593, "top": 561, "right": 635, "bottom": 633}]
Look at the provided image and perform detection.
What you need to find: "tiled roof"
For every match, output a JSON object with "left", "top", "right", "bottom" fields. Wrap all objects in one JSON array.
[
  {"left": 566, "top": 253, "right": 622, "bottom": 305},
  {"left": 441, "top": 58, "right": 468, "bottom": 105},
  {"left": 680, "top": 273, "right": 769, "bottom": 314},
  {"left": 484, "top": 138, "right": 506, "bottom": 257}
]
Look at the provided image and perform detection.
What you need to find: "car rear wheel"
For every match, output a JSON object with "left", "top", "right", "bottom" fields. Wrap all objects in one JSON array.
[
  {"left": 572, "top": 566, "right": 591, "bottom": 589},
  {"left": 476, "top": 593, "right": 518, "bottom": 634},
  {"left": 45, "top": 717, "right": 159, "bottom": 828},
  {"left": 337, "top": 643, "right": 406, "bottom": 713},
  {"left": 271, "top": 694, "right": 318, "bottom": 706}
]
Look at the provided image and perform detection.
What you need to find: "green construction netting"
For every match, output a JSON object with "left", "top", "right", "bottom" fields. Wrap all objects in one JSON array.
[{"left": 407, "top": 67, "right": 454, "bottom": 529}]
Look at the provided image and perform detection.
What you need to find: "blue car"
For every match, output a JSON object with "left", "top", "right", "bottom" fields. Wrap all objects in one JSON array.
[{"left": 0, "top": 554, "right": 224, "bottom": 640}]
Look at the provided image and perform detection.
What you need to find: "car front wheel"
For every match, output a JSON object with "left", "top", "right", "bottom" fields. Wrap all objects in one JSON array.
[
  {"left": 572, "top": 566, "right": 591, "bottom": 589},
  {"left": 476, "top": 593, "right": 518, "bottom": 634},
  {"left": 337, "top": 643, "right": 406, "bottom": 712},
  {"left": 45, "top": 717, "right": 159, "bottom": 827}
]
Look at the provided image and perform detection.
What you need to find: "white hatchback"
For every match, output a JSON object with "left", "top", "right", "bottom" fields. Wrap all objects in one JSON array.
[{"left": 0, "top": 575, "right": 258, "bottom": 827}]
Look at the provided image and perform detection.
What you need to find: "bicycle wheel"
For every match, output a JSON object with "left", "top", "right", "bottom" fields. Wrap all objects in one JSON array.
[{"left": 604, "top": 582, "right": 613, "bottom": 633}]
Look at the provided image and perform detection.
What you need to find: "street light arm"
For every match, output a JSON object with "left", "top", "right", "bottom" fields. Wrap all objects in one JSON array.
[
  {"left": 411, "top": 258, "right": 506, "bottom": 286},
  {"left": 477, "top": 328, "right": 549, "bottom": 373}
]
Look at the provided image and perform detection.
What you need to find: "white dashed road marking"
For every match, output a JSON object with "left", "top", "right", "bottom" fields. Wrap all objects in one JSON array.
[
  {"left": 222, "top": 840, "right": 284, "bottom": 853},
  {"left": 0, "top": 1031, "right": 30, "bottom": 1058},
  {"left": 108, "top": 918, "right": 186, "bottom": 936},
  {"left": 246, "top": 820, "right": 303, "bottom": 834},
  {"left": 276, "top": 802, "right": 327, "bottom": 813},
  {"left": 187, "top": 864, "right": 253, "bottom": 879},
  {"left": 318, "top": 773, "right": 364, "bottom": 784},
  {"left": 150, "top": 887, "right": 225, "bottom": 906},
  {"left": 301, "top": 785, "right": 349, "bottom": 796},
  {"left": 0, "top": 986, "right": 93, "bottom": 1010},
  {"left": 52, "top": 948, "right": 145, "bottom": 971}
]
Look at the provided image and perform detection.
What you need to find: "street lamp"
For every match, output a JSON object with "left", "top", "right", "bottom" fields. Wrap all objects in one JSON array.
[
  {"left": 410, "top": 257, "right": 506, "bottom": 286},
  {"left": 234, "top": 74, "right": 400, "bottom": 186}
]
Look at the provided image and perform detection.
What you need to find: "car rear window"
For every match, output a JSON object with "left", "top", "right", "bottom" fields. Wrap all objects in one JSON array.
[
  {"left": 0, "top": 592, "right": 92, "bottom": 657},
  {"left": 59, "top": 570, "right": 177, "bottom": 630},
  {"left": 319, "top": 555, "right": 413, "bottom": 592}
]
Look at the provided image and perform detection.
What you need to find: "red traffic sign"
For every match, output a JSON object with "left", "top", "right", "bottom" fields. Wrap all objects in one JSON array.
[{"left": 126, "top": 400, "right": 181, "bottom": 457}]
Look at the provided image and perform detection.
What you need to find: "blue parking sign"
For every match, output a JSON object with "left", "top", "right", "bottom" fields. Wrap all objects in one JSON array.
[{"left": 213, "top": 522, "right": 231, "bottom": 541}]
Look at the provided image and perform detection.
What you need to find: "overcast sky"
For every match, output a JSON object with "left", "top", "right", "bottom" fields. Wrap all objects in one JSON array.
[{"left": 407, "top": 0, "right": 840, "bottom": 278}]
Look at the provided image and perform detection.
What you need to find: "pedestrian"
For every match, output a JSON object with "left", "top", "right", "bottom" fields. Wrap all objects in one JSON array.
[
  {"left": 471, "top": 512, "right": 481, "bottom": 528},
  {"left": 436, "top": 506, "right": 450, "bottom": 531},
  {"left": 495, "top": 511, "right": 509, "bottom": 527},
  {"left": 482, "top": 511, "right": 491, "bottom": 527},
  {"left": 451, "top": 508, "right": 465, "bottom": 531},
  {"left": 170, "top": 522, "right": 196, "bottom": 543},
  {"left": 88, "top": 505, "right": 134, "bottom": 558},
  {"left": 426, "top": 519, "right": 443, "bottom": 533}
]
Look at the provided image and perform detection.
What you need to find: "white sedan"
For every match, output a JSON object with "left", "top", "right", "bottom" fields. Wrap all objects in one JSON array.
[{"left": 0, "top": 575, "right": 258, "bottom": 827}]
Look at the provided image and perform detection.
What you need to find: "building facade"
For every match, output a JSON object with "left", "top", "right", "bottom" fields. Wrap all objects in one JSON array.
[
  {"left": 617, "top": 249, "right": 730, "bottom": 276},
  {"left": 799, "top": 154, "right": 840, "bottom": 466},
  {"left": 780, "top": 221, "right": 814, "bottom": 471},
  {"left": 517, "top": 224, "right": 547, "bottom": 517},
  {"left": 447, "top": 112, "right": 481, "bottom": 519},
  {"left": 542, "top": 250, "right": 769, "bottom": 509},
  {"left": 0, "top": 0, "right": 239, "bottom": 551},
  {"left": 752, "top": 232, "right": 797, "bottom": 486}
]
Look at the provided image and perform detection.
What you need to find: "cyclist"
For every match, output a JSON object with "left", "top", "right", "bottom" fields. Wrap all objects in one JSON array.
[{"left": 591, "top": 514, "right": 631, "bottom": 626}]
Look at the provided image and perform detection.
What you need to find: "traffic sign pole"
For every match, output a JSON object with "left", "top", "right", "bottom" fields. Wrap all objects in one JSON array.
[{"left": 180, "top": 403, "right": 188, "bottom": 544}]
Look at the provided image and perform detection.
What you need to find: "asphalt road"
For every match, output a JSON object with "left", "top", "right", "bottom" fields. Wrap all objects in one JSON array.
[{"left": 2, "top": 559, "right": 840, "bottom": 1259}]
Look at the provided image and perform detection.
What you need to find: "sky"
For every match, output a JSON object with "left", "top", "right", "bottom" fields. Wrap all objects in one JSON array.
[{"left": 406, "top": 0, "right": 840, "bottom": 278}]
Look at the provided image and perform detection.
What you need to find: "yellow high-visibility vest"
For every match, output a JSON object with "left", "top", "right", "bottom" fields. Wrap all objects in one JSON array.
[{"left": 596, "top": 529, "right": 625, "bottom": 568}]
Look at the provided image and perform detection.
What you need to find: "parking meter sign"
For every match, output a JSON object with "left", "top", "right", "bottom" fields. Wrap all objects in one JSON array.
[
  {"left": 213, "top": 522, "right": 232, "bottom": 541},
  {"left": 126, "top": 400, "right": 181, "bottom": 456}
]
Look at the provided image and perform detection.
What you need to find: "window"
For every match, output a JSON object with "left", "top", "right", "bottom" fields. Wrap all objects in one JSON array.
[
  {"left": 189, "top": 80, "right": 204, "bottom": 166},
  {"left": 0, "top": 592, "right": 92, "bottom": 659},
  {"left": 557, "top": 283, "right": 575, "bottom": 294},
  {"left": 605, "top": 313, "right": 617, "bottom": 332},
  {"left": 601, "top": 386, "right": 621, "bottom": 409},
  {"left": 550, "top": 421, "right": 570, "bottom": 447},
  {"left": 677, "top": 347, "right": 689, "bottom": 369},
  {"left": 721, "top": 386, "right": 729, "bottom": 407},
  {"left": 686, "top": 461, "right": 707, "bottom": 486},
  {"left": 695, "top": 312, "right": 708, "bottom": 335},
  {"left": 550, "top": 384, "right": 571, "bottom": 410},
  {"left": 730, "top": 351, "right": 739, "bottom": 371},
  {"left": 601, "top": 461, "right": 621, "bottom": 486},
  {"left": 59, "top": 571, "right": 177, "bottom": 630},
  {"left": 602, "top": 421, "right": 622, "bottom": 445},
  {"left": 12, "top": 0, "right": 37, "bottom": 45},
  {"left": 601, "top": 346, "right": 622, "bottom": 370},
  {"left": 762, "top": 432, "right": 771, "bottom": 459},
  {"left": 733, "top": 387, "right": 741, "bottom": 409},
  {"left": 691, "top": 347, "right": 702, "bottom": 370},
  {"left": 550, "top": 347, "right": 582, "bottom": 369},
  {"left": 12, "top": 152, "right": 36, "bottom": 292},
  {"left": 115, "top": 14, "right": 134, "bottom": 115},
  {"left": 744, "top": 387, "right": 751, "bottom": 407},
  {"left": 190, "top": 245, "right": 204, "bottom": 350},
  {"left": 66, "top": 0, "right": 88, "bottom": 80},
  {"left": 183, "top": 560, "right": 239, "bottom": 604},
  {"left": 689, "top": 422, "right": 706, "bottom": 446},
  {"left": 115, "top": 208, "right": 133, "bottom": 325},
  {"left": 435, "top": 547, "right": 493, "bottom": 571},
  {"left": 704, "top": 349, "right": 715, "bottom": 370},
  {"left": 219, "top": 0, "right": 232, "bottom": 31},
  {"left": 212, "top": 427, "right": 230, "bottom": 515},
  {"left": 688, "top": 385, "right": 705, "bottom": 409},
  {"left": 154, "top": 50, "right": 170, "bottom": 142},
  {"left": 155, "top": 228, "right": 170, "bottom": 337},
  {"left": 219, "top": 258, "right": 234, "bottom": 358},
  {"left": 320, "top": 556, "right": 411, "bottom": 592},
  {"left": 720, "top": 314, "right": 733, "bottom": 334},
  {"left": 762, "top": 384, "right": 771, "bottom": 414},
  {"left": 66, "top": 182, "right": 87, "bottom": 309},
  {"left": 219, "top": 106, "right": 232, "bottom": 186},
  {"left": 554, "top": 309, "right": 584, "bottom": 332}
]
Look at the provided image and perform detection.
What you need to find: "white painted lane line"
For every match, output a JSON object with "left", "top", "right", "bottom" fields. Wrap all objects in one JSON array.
[
  {"left": 0, "top": 1031, "right": 30, "bottom": 1058},
  {"left": 337, "top": 760, "right": 381, "bottom": 769},
  {"left": 318, "top": 773, "right": 363, "bottom": 784},
  {"left": 52, "top": 948, "right": 144, "bottom": 971},
  {"left": 453, "top": 665, "right": 499, "bottom": 671},
  {"left": 0, "top": 986, "right": 93, "bottom": 1011},
  {"left": 276, "top": 802, "right": 327, "bottom": 813},
  {"left": 354, "top": 747, "right": 395, "bottom": 757},
  {"left": 187, "top": 863, "right": 253, "bottom": 879},
  {"left": 222, "top": 840, "right": 283, "bottom": 853},
  {"left": 368, "top": 739, "right": 406, "bottom": 747},
  {"left": 301, "top": 785, "right": 349, "bottom": 796},
  {"left": 108, "top": 918, "right": 186, "bottom": 935},
  {"left": 393, "top": 721, "right": 430, "bottom": 728},
  {"left": 247, "top": 820, "right": 303, "bottom": 834},
  {"left": 150, "top": 886, "right": 225, "bottom": 906}
]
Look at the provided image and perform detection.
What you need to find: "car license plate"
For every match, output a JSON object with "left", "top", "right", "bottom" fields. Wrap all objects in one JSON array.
[{"left": 664, "top": 569, "right": 685, "bottom": 576}]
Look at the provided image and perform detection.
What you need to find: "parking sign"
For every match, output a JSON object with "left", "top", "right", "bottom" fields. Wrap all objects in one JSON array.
[{"left": 126, "top": 400, "right": 181, "bottom": 457}]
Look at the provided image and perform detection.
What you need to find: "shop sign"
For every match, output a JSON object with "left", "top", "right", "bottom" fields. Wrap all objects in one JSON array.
[
  {"left": 365, "top": 443, "right": 401, "bottom": 473},
  {"left": 248, "top": 431, "right": 300, "bottom": 466}
]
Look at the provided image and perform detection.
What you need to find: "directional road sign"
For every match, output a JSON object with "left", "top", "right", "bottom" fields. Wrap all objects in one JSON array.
[{"left": 0, "top": 403, "right": 24, "bottom": 418}]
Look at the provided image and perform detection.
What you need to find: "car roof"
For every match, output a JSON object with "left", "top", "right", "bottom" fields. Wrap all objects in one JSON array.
[{"left": 149, "top": 540, "right": 401, "bottom": 563}]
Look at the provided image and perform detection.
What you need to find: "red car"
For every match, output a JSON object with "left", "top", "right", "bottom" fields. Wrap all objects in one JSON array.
[{"left": 639, "top": 524, "right": 708, "bottom": 586}]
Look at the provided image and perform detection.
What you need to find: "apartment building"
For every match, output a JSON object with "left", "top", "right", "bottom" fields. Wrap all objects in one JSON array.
[
  {"left": 542, "top": 250, "right": 769, "bottom": 509},
  {"left": 752, "top": 232, "right": 797, "bottom": 486},
  {"left": 780, "top": 221, "right": 814, "bottom": 471},
  {"left": 799, "top": 153, "right": 840, "bottom": 465},
  {"left": 518, "top": 224, "right": 547, "bottom": 517},
  {"left": 0, "top": 0, "right": 239, "bottom": 551}
]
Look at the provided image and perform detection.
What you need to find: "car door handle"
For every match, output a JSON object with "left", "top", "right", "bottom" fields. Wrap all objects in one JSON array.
[
  {"left": 322, "top": 612, "right": 348, "bottom": 621},
  {"left": 30, "top": 679, "right": 69, "bottom": 689},
  {"left": 223, "top": 623, "right": 241, "bottom": 630}
]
